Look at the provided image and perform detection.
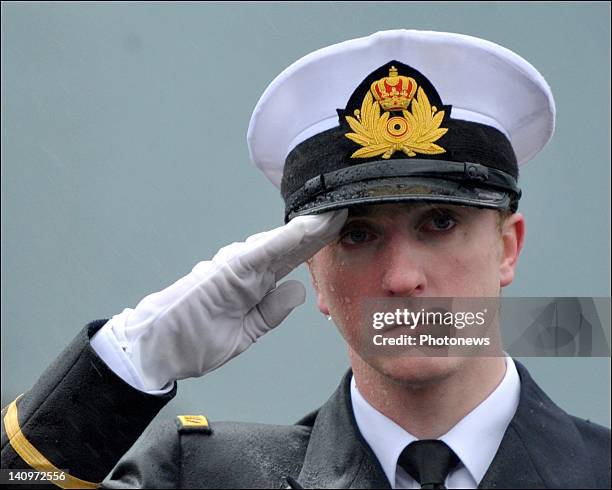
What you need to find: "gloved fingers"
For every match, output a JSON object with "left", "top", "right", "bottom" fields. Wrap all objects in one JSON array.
[
  {"left": 212, "top": 241, "right": 251, "bottom": 266},
  {"left": 243, "top": 280, "right": 306, "bottom": 339},
  {"left": 245, "top": 229, "right": 274, "bottom": 244},
  {"left": 272, "top": 209, "right": 348, "bottom": 281},
  {"left": 213, "top": 227, "right": 297, "bottom": 267},
  {"left": 237, "top": 210, "right": 347, "bottom": 276}
]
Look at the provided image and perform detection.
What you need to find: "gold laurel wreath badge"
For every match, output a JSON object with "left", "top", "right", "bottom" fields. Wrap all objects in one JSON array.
[{"left": 345, "top": 88, "right": 448, "bottom": 159}]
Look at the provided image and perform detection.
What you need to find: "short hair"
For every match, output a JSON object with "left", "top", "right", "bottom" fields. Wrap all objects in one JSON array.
[{"left": 497, "top": 208, "right": 514, "bottom": 233}]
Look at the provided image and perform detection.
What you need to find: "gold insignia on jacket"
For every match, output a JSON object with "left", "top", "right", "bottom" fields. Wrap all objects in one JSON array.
[{"left": 345, "top": 66, "right": 448, "bottom": 159}]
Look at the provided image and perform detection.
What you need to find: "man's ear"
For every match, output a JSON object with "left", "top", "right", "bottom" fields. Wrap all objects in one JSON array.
[
  {"left": 306, "top": 257, "right": 331, "bottom": 316},
  {"left": 499, "top": 212, "right": 526, "bottom": 288}
]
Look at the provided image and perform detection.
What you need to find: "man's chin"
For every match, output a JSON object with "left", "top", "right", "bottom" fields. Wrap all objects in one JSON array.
[{"left": 371, "top": 356, "right": 465, "bottom": 388}]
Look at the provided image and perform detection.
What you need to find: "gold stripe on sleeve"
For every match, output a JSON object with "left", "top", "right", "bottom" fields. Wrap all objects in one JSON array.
[{"left": 3, "top": 397, "right": 99, "bottom": 489}]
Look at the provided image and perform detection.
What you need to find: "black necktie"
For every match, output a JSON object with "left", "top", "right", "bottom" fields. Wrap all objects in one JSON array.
[{"left": 398, "top": 440, "right": 460, "bottom": 489}]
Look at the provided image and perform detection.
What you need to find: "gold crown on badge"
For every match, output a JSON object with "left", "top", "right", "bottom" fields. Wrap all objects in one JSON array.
[
  {"left": 370, "top": 66, "right": 417, "bottom": 111},
  {"left": 345, "top": 66, "right": 448, "bottom": 160}
]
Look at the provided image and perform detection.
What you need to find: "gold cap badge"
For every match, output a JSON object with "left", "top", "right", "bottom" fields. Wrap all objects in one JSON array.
[{"left": 345, "top": 67, "right": 448, "bottom": 160}]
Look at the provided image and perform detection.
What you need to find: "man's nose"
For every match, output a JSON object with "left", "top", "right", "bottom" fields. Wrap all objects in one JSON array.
[{"left": 380, "top": 238, "right": 427, "bottom": 296}]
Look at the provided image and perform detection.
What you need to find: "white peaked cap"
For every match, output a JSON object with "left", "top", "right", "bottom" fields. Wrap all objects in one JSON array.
[{"left": 247, "top": 29, "right": 556, "bottom": 189}]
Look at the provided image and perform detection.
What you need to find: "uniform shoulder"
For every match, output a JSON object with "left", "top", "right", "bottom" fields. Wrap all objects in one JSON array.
[
  {"left": 569, "top": 415, "right": 611, "bottom": 450},
  {"left": 104, "top": 414, "right": 314, "bottom": 489},
  {"left": 181, "top": 416, "right": 313, "bottom": 488},
  {"left": 569, "top": 415, "right": 611, "bottom": 485}
]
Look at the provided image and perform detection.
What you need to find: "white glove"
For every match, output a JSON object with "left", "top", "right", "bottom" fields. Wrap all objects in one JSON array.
[{"left": 99, "top": 210, "right": 347, "bottom": 391}]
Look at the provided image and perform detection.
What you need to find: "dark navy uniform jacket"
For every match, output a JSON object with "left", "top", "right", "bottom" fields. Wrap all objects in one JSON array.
[{"left": 1, "top": 320, "right": 610, "bottom": 488}]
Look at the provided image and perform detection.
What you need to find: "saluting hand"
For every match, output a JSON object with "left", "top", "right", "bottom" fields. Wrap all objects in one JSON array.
[{"left": 98, "top": 210, "right": 347, "bottom": 391}]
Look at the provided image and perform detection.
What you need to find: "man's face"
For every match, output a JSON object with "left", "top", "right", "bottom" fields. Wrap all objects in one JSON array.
[{"left": 308, "top": 202, "right": 525, "bottom": 386}]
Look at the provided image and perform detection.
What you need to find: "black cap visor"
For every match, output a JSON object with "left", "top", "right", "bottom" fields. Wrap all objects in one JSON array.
[
  {"left": 286, "top": 177, "right": 512, "bottom": 221},
  {"left": 284, "top": 160, "right": 520, "bottom": 221}
]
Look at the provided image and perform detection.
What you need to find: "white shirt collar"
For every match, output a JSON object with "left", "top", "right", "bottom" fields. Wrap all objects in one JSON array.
[{"left": 350, "top": 357, "right": 521, "bottom": 488}]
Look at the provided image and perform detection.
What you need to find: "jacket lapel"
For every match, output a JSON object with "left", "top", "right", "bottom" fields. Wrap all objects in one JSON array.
[
  {"left": 480, "top": 361, "right": 596, "bottom": 489},
  {"left": 295, "top": 371, "right": 391, "bottom": 489}
]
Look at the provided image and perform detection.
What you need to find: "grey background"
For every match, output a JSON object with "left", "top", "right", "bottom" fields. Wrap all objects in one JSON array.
[{"left": 2, "top": 2, "right": 610, "bottom": 428}]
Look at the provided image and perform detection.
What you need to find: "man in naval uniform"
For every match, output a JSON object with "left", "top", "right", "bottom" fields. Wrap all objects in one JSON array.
[{"left": 1, "top": 30, "right": 610, "bottom": 489}]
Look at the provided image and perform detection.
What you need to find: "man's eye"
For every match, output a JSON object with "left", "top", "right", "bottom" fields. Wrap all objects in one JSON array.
[
  {"left": 421, "top": 214, "right": 457, "bottom": 232},
  {"left": 340, "top": 229, "right": 376, "bottom": 245}
]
